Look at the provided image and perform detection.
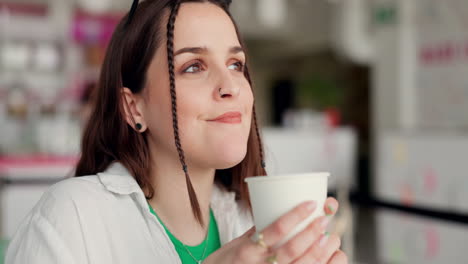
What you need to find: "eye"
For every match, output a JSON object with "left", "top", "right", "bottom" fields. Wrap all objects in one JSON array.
[
  {"left": 183, "top": 61, "right": 204, "bottom": 73},
  {"left": 228, "top": 61, "right": 244, "bottom": 72}
]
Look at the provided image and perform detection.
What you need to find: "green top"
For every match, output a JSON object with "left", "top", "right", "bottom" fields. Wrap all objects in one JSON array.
[{"left": 148, "top": 204, "right": 221, "bottom": 264}]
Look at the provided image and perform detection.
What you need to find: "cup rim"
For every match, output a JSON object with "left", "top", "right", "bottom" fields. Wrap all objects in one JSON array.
[{"left": 244, "top": 172, "right": 330, "bottom": 183}]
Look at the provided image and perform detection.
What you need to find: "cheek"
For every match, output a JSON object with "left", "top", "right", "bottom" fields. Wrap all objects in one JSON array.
[
  {"left": 176, "top": 89, "right": 205, "bottom": 124},
  {"left": 167, "top": 89, "right": 206, "bottom": 150},
  {"left": 245, "top": 87, "right": 254, "bottom": 110},
  {"left": 145, "top": 73, "right": 255, "bottom": 167},
  {"left": 178, "top": 80, "right": 254, "bottom": 166},
  {"left": 241, "top": 81, "right": 254, "bottom": 116},
  {"left": 143, "top": 84, "right": 177, "bottom": 145}
]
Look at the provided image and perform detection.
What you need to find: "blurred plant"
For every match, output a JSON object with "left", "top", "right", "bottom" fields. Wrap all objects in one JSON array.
[{"left": 296, "top": 74, "right": 343, "bottom": 110}]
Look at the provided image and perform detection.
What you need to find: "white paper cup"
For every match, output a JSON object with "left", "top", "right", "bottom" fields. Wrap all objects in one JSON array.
[{"left": 245, "top": 172, "right": 329, "bottom": 249}]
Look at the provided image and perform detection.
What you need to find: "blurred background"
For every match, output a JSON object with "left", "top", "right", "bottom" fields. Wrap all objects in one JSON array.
[{"left": 1, "top": 0, "right": 468, "bottom": 263}]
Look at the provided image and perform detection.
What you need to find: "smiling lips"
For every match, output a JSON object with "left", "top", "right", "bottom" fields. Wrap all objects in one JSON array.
[{"left": 208, "top": 111, "right": 242, "bottom": 123}]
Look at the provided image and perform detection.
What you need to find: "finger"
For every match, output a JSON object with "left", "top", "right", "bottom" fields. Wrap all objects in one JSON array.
[
  {"left": 234, "top": 228, "right": 271, "bottom": 263},
  {"left": 328, "top": 250, "right": 348, "bottom": 264},
  {"left": 235, "top": 241, "right": 270, "bottom": 264},
  {"left": 290, "top": 233, "right": 341, "bottom": 264},
  {"left": 261, "top": 201, "right": 317, "bottom": 248},
  {"left": 316, "top": 233, "right": 341, "bottom": 263},
  {"left": 274, "top": 215, "right": 331, "bottom": 263},
  {"left": 324, "top": 197, "right": 339, "bottom": 216}
]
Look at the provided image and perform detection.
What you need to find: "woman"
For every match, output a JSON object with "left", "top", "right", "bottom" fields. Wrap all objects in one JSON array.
[{"left": 6, "top": 0, "right": 348, "bottom": 263}]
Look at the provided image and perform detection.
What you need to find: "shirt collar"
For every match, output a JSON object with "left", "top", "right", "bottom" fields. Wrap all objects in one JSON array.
[
  {"left": 97, "top": 162, "right": 235, "bottom": 205},
  {"left": 97, "top": 162, "right": 142, "bottom": 195},
  {"left": 97, "top": 162, "right": 242, "bottom": 245}
]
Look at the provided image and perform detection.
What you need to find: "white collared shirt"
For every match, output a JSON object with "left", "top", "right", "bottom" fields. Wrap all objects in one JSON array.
[{"left": 5, "top": 162, "right": 254, "bottom": 264}]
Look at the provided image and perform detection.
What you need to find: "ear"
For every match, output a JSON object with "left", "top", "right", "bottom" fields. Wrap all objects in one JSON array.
[{"left": 122, "top": 87, "right": 147, "bottom": 132}]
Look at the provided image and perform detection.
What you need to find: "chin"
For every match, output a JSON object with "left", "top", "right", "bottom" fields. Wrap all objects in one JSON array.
[{"left": 212, "top": 143, "right": 248, "bottom": 169}]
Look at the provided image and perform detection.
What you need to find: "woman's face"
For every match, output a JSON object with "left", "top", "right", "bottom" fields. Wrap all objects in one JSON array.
[{"left": 140, "top": 2, "right": 253, "bottom": 170}]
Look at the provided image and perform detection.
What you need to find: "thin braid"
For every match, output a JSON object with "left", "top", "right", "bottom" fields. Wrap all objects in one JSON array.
[
  {"left": 167, "top": 0, "right": 204, "bottom": 226},
  {"left": 252, "top": 105, "right": 266, "bottom": 169},
  {"left": 125, "top": 0, "right": 139, "bottom": 27}
]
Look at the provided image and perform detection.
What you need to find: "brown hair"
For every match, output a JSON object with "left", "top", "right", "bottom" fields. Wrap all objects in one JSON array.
[{"left": 75, "top": 0, "right": 267, "bottom": 226}]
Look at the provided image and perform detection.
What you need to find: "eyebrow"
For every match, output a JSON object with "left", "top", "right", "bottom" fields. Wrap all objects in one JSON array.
[{"left": 174, "top": 46, "right": 244, "bottom": 57}]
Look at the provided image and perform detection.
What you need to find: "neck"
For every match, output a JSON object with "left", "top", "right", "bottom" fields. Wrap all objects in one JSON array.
[{"left": 147, "top": 150, "right": 216, "bottom": 246}]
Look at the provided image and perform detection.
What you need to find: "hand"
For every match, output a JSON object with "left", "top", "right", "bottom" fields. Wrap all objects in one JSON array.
[{"left": 204, "top": 197, "right": 348, "bottom": 264}]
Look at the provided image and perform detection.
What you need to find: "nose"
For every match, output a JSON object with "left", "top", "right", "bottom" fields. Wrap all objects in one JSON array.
[{"left": 214, "top": 69, "right": 240, "bottom": 100}]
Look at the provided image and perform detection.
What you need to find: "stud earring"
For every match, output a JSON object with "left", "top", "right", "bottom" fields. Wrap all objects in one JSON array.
[{"left": 135, "top": 123, "right": 142, "bottom": 131}]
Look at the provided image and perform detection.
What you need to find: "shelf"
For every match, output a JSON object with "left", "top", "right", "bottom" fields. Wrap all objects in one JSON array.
[
  {"left": 352, "top": 194, "right": 468, "bottom": 226},
  {"left": 0, "top": 155, "right": 77, "bottom": 182}
]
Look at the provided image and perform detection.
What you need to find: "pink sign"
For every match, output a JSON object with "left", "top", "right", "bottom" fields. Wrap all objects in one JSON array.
[
  {"left": 420, "top": 40, "right": 468, "bottom": 65},
  {"left": 72, "top": 10, "right": 123, "bottom": 46}
]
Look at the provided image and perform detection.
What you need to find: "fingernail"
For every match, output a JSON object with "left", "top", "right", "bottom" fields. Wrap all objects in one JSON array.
[
  {"left": 326, "top": 204, "right": 334, "bottom": 215},
  {"left": 306, "top": 201, "right": 317, "bottom": 211},
  {"left": 320, "top": 215, "right": 331, "bottom": 229},
  {"left": 319, "top": 232, "right": 330, "bottom": 247}
]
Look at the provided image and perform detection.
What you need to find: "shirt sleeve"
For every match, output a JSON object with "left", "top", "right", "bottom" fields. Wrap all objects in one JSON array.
[
  {"left": 238, "top": 201, "right": 254, "bottom": 231},
  {"left": 5, "top": 213, "right": 78, "bottom": 264},
  {"left": 5, "top": 184, "right": 88, "bottom": 264}
]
